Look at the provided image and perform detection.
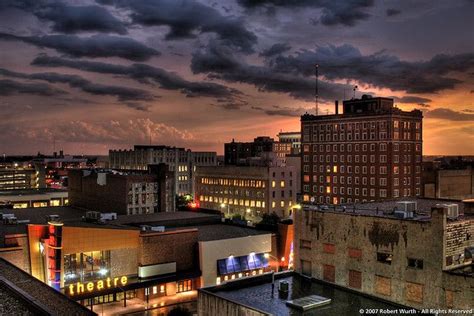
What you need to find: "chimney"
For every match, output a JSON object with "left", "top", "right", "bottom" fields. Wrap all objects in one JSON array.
[{"left": 335, "top": 100, "right": 339, "bottom": 115}]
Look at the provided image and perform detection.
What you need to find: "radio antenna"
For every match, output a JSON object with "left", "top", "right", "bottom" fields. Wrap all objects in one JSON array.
[{"left": 315, "top": 64, "right": 319, "bottom": 115}]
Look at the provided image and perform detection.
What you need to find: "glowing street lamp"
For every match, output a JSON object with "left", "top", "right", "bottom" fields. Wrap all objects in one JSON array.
[{"left": 221, "top": 203, "right": 230, "bottom": 216}]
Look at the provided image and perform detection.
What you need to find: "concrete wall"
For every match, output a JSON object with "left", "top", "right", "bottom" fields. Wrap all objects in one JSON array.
[
  {"left": 199, "top": 234, "right": 272, "bottom": 287},
  {"left": 111, "top": 247, "right": 137, "bottom": 277},
  {"left": 424, "top": 168, "right": 474, "bottom": 200},
  {"left": 294, "top": 207, "right": 473, "bottom": 309}
]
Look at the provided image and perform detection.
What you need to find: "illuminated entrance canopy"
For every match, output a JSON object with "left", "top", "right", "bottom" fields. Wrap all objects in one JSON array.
[{"left": 68, "top": 276, "right": 128, "bottom": 296}]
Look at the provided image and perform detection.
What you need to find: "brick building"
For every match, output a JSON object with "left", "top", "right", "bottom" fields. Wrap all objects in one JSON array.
[
  {"left": 68, "top": 166, "right": 175, "bottom": 214},
  {"left": 301, "top": 96, "right": 423, "bottom": 204},
  {"left": 294, "top": 198, "right": 473, "bottom": 309},
  {"left": 224, "top": 137, "right": 274, "bottom": 165}
]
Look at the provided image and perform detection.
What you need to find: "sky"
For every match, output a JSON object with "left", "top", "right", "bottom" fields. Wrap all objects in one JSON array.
[{"left": 0, "top": 0, "right": 473, "bottom": 156}]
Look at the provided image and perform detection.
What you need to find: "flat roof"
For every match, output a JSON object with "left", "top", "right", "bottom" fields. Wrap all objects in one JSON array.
[
  {"left": 170, "top": 224, "right": 272, "bottom": 242},
  {"left": 0, "top": 188, "right": 67, "bottom": 197},
  {"left": 204, "top": 273, "right": 409, "bottom": 315},
  {"left": 0, "top": 258, "right": 95, "bottom": 315},
  {"left": 1, "top": 207, "right": 224, "bottom": 234},
  {"left": 303, "top": 197, "right": 469, "bottom": 222}
]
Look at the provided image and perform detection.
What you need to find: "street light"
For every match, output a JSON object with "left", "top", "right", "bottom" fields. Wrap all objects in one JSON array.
[
  {"left": 264, "top": 253, "right": 282, "bottom": 298},
  {"left": 220, "top": 203, "right": 230, "bottom": 217}
]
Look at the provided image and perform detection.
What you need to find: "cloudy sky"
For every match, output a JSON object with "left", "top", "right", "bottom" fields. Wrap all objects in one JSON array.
[{"left": 0, "top": 0, "right": 473, "bottom": 155}]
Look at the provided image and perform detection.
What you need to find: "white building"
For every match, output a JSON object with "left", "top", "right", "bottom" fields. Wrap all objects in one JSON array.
[{"left": 109, "top": 145, "right": 217, "bottom": 196}]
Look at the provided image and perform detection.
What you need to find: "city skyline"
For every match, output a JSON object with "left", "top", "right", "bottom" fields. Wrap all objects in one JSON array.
[{"left": 1, "top": 0, "right": 473, "bottom": 156}]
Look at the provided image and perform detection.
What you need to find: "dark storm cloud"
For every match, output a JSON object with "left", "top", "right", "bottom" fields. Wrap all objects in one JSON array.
[
  {"left": 386, "top": 9, "right": 401, "bottom": 17},
  {"left": 191, "top": 40, "right": 349, "bottom": 102},
  {"left": 389, "top": 95, "right": 432, "bottom": 108},
  {"left": 31, "top": 55, "right": 241, "bottom": 100},
  {"left": 0, "top": 68, "right": 154, "bottom": 103},
  {"left": 271, "top": 44, "right": 474, "bottom": 93},
  {"left": 237, "top": 0, "right": 374, "bottom": 26},
  {"left": 0, "top": 33, "right": 159, "bottom": 61},
  {"left": 260, "top": 43, "right": 291, "bottom": 57},
  {"left": 425, "top": 108, "right": 474, "bottom": 121},
  {"left": 98, "top": 0, "right": 257, "bottom": 53},
  {"left": 251, "top": 105, "right": 309, "bottom": 117},
  {"left": 37, "top": 3, "right": 127, "bottom": 34},
  {"left": 1, "top": 1, "right": 127, "bottom": 34},
  {"left": 0, "top": 79, "right": 65, "bottom": 96}
]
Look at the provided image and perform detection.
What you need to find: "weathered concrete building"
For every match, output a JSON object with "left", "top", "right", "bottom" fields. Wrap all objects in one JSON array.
[
  {"left": 423, "top": 163, "right": 474, "bottom": 200},
  {"left": 294, "top": 198, "right": 473, "bottom": 309}
]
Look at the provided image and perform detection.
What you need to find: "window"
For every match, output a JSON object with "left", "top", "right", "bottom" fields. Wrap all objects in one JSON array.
[
  {"left": 348, "top": 270, "right": 362, "bottom": 289},
  {"left": 323, "top": 243, "right": 335, "bottom": 254},
  {"left": 300, "top": 239, "right": 312, "bottom": 249},
  {"left": 377, "top": 252, "right": 393, "bottom": 265},
  {"left": 407, "top": 258, "right": 423, "bottom": 269},
  {"left": 323, "top": 264, "right": 335, "bottom": 282}
]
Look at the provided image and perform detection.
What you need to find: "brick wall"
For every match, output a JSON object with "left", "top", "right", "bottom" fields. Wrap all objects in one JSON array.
[{"left": 138, "top": 229, "right": 198, "bottom": 271}]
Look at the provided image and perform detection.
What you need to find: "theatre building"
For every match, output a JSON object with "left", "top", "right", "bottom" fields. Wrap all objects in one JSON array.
[
  {"left": 8, "top": 207, "right": 281, "bottom": 313},
  {"left": 27, "top": 220, "right": 201, "bottom": 311}
]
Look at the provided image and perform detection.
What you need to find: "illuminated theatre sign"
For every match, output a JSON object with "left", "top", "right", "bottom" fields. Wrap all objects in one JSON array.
[{"left": 68, "top": 276, "right": 128, "bottom": 296}]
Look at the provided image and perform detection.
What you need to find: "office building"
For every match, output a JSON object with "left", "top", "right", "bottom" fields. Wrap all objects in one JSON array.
[
  {"left": 109, "top": 145, "right": 217, "bottom": 196},
  {"left": 273, "top": 131, "right": 301, "bottom": 165},
  {"left": 195, "top": 165, "right": 298, "bottom": 220},
  {"left": 0, "top": 188, "right": 68, "bottom": 209},
  {"left": 224, "top": 137, "right": 274, "bottom": 165},
  {"left": 68, "top": 166, "right": 175, "bottom": 214},
  {"left": 0, "top": 164, "right": 45, "bottom": 191},
  {"left": 294, "top": 198, "right": 473, "bottom": 309},
  {"left": 301, "top": 96, "right": 423, "bottom": 204}
]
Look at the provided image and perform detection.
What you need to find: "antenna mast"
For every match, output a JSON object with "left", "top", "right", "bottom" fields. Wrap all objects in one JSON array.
[{"left": 315, "top": 64, "right": 319, "bottom": 115}]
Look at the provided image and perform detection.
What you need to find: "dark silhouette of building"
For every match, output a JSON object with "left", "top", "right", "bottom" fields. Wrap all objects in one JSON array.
[{"left": 224, "top": 137, "right": 274, "bottom": 165}]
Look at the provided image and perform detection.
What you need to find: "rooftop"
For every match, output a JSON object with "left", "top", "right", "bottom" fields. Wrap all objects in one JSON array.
[
  {"left": 171, "top": 224, "right": 272, "bottom": 242},
  {"left": 303, "top": 197, "right": 470, "bottom": 222},
  {"left": 0, "top": 258, "right": 94, "bottom": 316},
  {"left": 0, "top": 188, "right": 67, "bottom": 197},
  {"left": 203, "top": 272, "right": 408, "bottom": 315}
]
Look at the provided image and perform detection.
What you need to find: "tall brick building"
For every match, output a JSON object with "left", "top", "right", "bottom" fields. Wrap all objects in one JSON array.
[{"left": 301, "top": 95, "right": 423, "bottom": 204}]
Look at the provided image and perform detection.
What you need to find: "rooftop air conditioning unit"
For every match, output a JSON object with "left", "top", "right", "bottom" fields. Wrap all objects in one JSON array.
[
  {"left": 46, "top": 215, "right": 60, "bottom": 222},
  {"left": 100, "top": 213, "right": 117, "bottom": 221},
  {"left": 446, "top": 204, "right": 459, "bottom": 219},
  {"left": 83, "top": 211, "right": 101, "bottom": 222},
  {"left": 396, "top": 201, "right": 416, "bottom": 218},
  {"left": 3, "top": 216, "right": 18, "bottom": 225},
  {"left": 436, "top": 203, "right": 459, "bottom": 219},
  {"left": 1, "top": 213, "right": 16, "bottom": 220}
]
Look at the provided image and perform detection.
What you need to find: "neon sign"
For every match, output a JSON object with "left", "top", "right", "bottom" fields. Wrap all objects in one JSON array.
[{"left": 68, "top": 276, "right": 128, "bottom": 295}]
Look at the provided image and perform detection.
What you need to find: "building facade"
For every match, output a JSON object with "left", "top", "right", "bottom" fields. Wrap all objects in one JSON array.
[
  {"left": 423, "top": 162, "right": 474, "bottom": 200},
  {"left": 195, "top": 165, "right": 298, "bottom": 220},
  {"left": 294, "top": 199, "right": 473, "bottom": 309},
  {"left": 273, "top": 131, "right": 301, "bottom": 165},
  {"left": 109, "top": 145, "right": 217, "bottom": 196},
  {"left": 224, "top": 137, "right": 274, "bottom": 165},
  {"left": 68, "top": 168, "right": 174, "bottom": 214},
  {"left": 301, "top": 96, "right": 423, "bottom": 204},
  {"left": 0, "top": 164, "right": 45, "bottom": 191},
  {"left": 0, "top": 189, "right": 68, "bottom": 209}
]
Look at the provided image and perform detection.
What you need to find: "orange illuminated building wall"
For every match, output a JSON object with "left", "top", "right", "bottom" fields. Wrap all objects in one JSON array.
[
  {"left": 277, "top": 223, "right": 294, "bottom": 270},
  {"left": 27, "top": 224, "right": 140, "bottom": 287}
]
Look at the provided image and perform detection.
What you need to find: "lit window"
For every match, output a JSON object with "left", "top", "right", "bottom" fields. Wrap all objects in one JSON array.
[
  {"left": 280, "top": 180, "right": 285, "bottom": 188},
  {"left": 272, "top": 181, "right": 276, "bottom": 188},
  {"left": 153, "top": 286, "right": 158, "bottom": 295},
  {"left": 280, "top": 201, "right": 285, "bottom": 207}
]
